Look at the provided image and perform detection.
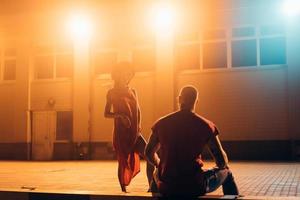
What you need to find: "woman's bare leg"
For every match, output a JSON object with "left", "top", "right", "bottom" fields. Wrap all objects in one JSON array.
[{"left": 117, "top": 160, "right": 127, "bottom": 192}]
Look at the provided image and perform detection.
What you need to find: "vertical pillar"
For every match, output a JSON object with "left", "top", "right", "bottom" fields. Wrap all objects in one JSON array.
[
  {"left": 73, "top": 42, "right": 91, "bottom": 143},
  {"left": 154, "top": 33, "right": 175, "bottom": 119},
  {"left": 287, "top": 21, "right": 300, "bottom": 141},
  {"left": 14, "top": 39, "right": 31, "bottom": 159}
]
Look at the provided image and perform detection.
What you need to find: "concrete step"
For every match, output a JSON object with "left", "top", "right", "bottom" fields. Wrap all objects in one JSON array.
[
  {"left": 1, "top": 191, "right": 299, "bottom": 200},
  {"left": 0, "top": 191, "right": 239, "bottom": 200}
]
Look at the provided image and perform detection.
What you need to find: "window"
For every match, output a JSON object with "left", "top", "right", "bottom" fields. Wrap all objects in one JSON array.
[
  {"left": 203, "top": 42, "right": 227, "bottom": 69},
  {"left": 133, "top": 36, "right": 155, "bottom": 47},
  {"left": 175, "top": 44, "right": 200, "bottom": 70},
  {"left": 131, "top": 35, "right": 156, "bottom": 72},
  {"left": 230, "top": 24, "right": 286, "bottom": 68},
  {"left": 93, "top": 39, "right": 118, "bottom": 75},
  {"left": 260, "top": 37, "right": 286, "bottom": 65},
  {"left": 232, "top": 39, "right": 257, "bottom": 67},
  {"left": 34, "top": 44, "right": 73, "bottom": 80},
  {"left": 232, "top": 27, "right": 255, "bottom": 37},
  {"left": 174, "top": 31, "right": 200, "bottom": 71},
  {"left": 3, "top": 60, "right": 17, "bottom": 80},
  {"left": 35, "top": 46, "right": 53, "bottom": 55},
  {"left": 4, "top": 48, "right": 17, "bottom": 57},
  {"left": 56, "top": 54, "right": 73, "bottom": 78},
  {"left": 175, "top": 31, "right": 199, "bottom": 42},
  {"left": 1, "top": 48, "right": 17, "bottom": 81},
  {"left": 260, "top": 25, "right": 285, "bottom": 36},
  {"left": 4, "top": 51, "right": 17, "bottom": 81},
  {"left": 132, "top": 48, "right": 156, "bottom": 72},
  {"left": 202, "top": 29, "right": 227, "bottom": 69},
  {"left": 203, "top": 29, "right": 226, "bottom": 40},
  {"left": 56, "top": 111, "right": 72, "bottom": 141},
  {"left": 94, "top": 51, "right": 117, "bottom": 74},
  {"left": 231, "top": 26, "right": 257, "bottom": 68},
  {"left": 35, "top": 55, "right": 54, "bottom": 79},
  {"left": 174, "top": 24, "right": 285, "bottom": 71}
]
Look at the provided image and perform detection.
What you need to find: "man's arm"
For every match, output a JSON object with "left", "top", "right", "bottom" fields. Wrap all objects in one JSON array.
[
  {"left": 145, "top": 131, "right": 160, "bottom": 167},
  {"left": 207, "top": 135, "right": 228, "bottom": 169}
]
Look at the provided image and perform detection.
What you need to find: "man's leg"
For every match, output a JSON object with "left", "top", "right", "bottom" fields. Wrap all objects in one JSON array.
[
  {"left": 222, "top": 169, "right": 239, "bottom": 195},
  {"left": 204, "top": 168, "right": 239, "bottom": 195},
  {"left": 150, "top": 168, "right": 159, "bottom": 193},
  {"left": 134, "top": 135, "right": 155, "bottom": 187}
]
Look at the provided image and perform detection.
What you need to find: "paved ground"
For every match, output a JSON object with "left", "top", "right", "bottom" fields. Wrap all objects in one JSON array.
[{"left": 0, "top": 161, "right": 299, "bottom": 198}]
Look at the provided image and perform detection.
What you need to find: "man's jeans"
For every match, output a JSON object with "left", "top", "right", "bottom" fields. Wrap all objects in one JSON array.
[
  {"left": 151, "top": 167, "right": 239, "bottom": 196},
  {"left": 204, "top": 168, "right": 239, "bottom": 195}
]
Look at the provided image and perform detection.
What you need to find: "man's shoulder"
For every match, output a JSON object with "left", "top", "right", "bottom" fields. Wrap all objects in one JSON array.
[
  {"left": 193, "top": 113, "right": 217, "bottom": 132},
  {"left": 152, "top": 111, "right": 179, "bottom": 127},
  {"left": 193, "top": 113, "right": 212, "bottom": 123}
]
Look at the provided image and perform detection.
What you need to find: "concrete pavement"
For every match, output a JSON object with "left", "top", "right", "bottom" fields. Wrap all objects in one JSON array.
[{"left": 0, "top": 161, "right": 299, "bottom": 199}]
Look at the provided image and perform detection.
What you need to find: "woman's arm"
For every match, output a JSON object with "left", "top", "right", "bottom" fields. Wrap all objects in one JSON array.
[
  {"left": 132, "top": 89, "right": 142, "bottom": 131},
  {"left": 104, "top": 91, "right": 131, "bottom": 127},
  {"left": 104, "top": 100, "right": 119, "bottom": 119},
  {"left": 104, "top": 90, "right": 120, "bottom": 119}
]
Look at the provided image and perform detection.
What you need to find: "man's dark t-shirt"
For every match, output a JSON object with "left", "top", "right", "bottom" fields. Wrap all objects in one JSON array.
[{"left": 152, "top": 110, "right": 218, "bottom": 196}]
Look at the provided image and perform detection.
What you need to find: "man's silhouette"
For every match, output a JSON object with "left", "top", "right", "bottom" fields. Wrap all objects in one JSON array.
[{"left": 145, "top": 85, "right": 239, "bottom": 197}]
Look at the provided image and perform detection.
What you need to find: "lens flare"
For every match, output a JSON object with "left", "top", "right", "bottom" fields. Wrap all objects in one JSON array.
[
  {"left": 282, "top": 0, "right": 300, "bottom": 17},
  {"left": 150, "top": 3, "right": 175, "bottom": 34},
  {"left": 67, "top": 13, "right": 93, "bottom": 41}
]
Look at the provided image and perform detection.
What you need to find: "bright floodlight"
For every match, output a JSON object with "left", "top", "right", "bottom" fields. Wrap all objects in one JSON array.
[
  {"left": 282, "top": 0, "right": 300, "bottom": 17},
  {"left": 67, "top": 13, "right": 93, "bottom": 41},
  {"left": 151, "top": 3, "right": 175, "bottom": 34}
]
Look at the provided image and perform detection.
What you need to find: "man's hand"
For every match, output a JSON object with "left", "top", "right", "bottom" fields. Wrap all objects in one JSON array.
[
  {"left": 207, "top": 135, "right": 228, "bottom": 169},
  {"left": 145, "top": 130, "right": 160, "bottom": 168}
]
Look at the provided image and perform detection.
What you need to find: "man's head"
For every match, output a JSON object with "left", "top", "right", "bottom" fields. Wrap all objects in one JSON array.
[{"left": 178, "top": 85, "right": 198, "bottom": 111}]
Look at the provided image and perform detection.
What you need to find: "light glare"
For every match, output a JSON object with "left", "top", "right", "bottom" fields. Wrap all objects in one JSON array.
[
  {"left": 282, "top": 0, "right": 300, "bottom": 17},
  {"left": 67, "top": 13, "right": 93, "bottom": 41},
  {"left": 151, "top": 3, "right": 175, "bottom": 34}
]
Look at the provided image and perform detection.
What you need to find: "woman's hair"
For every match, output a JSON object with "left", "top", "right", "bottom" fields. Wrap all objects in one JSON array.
[{"left": 111, "top": 61, "right": 135, "bottom": 82}]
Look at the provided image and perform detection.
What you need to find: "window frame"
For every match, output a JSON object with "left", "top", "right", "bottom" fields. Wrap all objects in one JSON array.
[
  {"left": 33, "top": 43, "right": 73, "bottom": 82},
  {"left": 0, "top": 47, "right": 17, "bottom": 83},
  {"left": 131, "top": 35, "right": 156, "bottom": 74},
  {"left": 174, "top": 31, "right": 201, "bottom": 72},
  {"left": 176, "top": 24, "right": 287, "bottom": 74},
  {"left": 258, "top": 35, "right": 286, "bottom": 66},
  {"left": 92, "top": 40, "right": 118, "bottom": 80},
  {"left": 55, "top": 110, "right": 73, "bottom": 142},
  {"left": 231, "top": 26, "right": 259, "bottom": 68}
]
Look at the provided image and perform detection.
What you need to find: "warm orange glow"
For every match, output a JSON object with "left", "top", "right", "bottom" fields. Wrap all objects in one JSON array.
[
  {"left": 149, "top": 2, "right": 175, "bottom": 34},
  {"left": 66, "top": 12, "right": 93, "bottom": 41}
]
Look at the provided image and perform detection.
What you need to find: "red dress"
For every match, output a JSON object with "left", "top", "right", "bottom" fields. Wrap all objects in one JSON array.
[{"left": 107, "top": 87, "right": 140, "bottom": 186}]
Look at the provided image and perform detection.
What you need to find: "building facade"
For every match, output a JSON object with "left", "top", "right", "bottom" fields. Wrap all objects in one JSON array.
[{"left": 0, "top": 0, "right": 299, "bottom": 160}]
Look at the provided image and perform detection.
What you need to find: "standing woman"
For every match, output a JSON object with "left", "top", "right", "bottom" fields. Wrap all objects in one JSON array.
[{"left": 104, "top": 61, "right": 154, "bottom": 192}]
